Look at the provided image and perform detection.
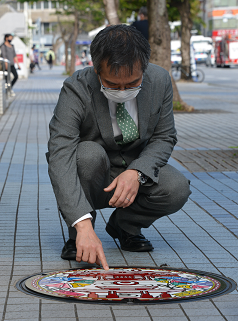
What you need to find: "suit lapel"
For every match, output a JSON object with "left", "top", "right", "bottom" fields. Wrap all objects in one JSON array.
[
  {"left": 137, "top": 78, "right": 152, "bottom": 140},
  {"left": 89, "top": 70, "right": 120, "bottom": 150}
]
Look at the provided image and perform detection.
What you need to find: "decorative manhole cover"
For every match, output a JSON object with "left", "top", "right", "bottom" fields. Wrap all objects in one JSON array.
[{"left": 16, "top": 267, "right": 236, "bottom": 304}]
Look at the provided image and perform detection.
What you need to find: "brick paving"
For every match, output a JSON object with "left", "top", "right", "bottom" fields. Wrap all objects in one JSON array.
[
  {"left": 0, "top": 66, "right": 237, "bottom": 320},
  {"left": 172, "top": 149, "right": 238, "bottom": 172}
]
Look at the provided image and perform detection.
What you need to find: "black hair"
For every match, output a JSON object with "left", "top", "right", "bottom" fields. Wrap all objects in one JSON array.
[
  {"left": 90, "top": 24, "right": 151, "bottom": 75},
  {"left": 4, "top": 34, "right": 12, "bottom": 41},
  {"left": 139, "top": 6, "right": 148, "bottom": 17}
]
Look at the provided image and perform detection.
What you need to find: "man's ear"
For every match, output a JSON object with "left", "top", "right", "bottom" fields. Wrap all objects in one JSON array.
[{"left": 94, "top": 68, "right": 98, "bottom": 74}]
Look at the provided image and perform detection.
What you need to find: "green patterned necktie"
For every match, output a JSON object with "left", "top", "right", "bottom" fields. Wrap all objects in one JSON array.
[{"left": 116, "top": 102, "right": 139, "bottom": 144}]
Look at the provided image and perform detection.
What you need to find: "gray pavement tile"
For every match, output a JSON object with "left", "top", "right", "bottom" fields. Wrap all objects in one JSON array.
[
  {"left": 151, "top": 318, "right": 188, "bottom": 321},
  {"left": 4, "top": 311, "right": 40, "bottom": 319},
  {"left": 148, "top": 308, "right": 185, "bottom": 317},
  {"left": 111, "top": 305, "right": 150, "bottom": 310},
  {"left": 188, "top": 317, "right": 226, "bottom": 321},
  {"left": 214, "top": 301, "right": 238, "bottom": 309},
  {"left": 7, "top": 296, "right": 40, "bottom": 304},
  {"left": 78, "top": 318, "right": 113, "bottom": 321},
  {"left": 218, "top": 308, "right": 238, "bottom": 316},
  {"left": 182, "top": 308, "right": 221, "bottom": 316},
  {"left": 112, "top": 309, "right": 148, "bottom": 317},
  {"left": 42, "top": 303, "right": 88, "bottom": 311},
  {"left": 4, "top": 319, "right": 39, "bottom": 321},
  {"left": 110, "top": 316, "right": 151, "bottom": 321},
  {"left": 41, "top": 310, "right": 76, "bottom": 318},
  {"left": 76, "top": 309, "right": 112, "bottom": 318},
  {"left": 5, "top": 304, "right": 39, "bottom": 312},
  {"left": 226, "top": 317, "right": 238, "bottom": 321}
]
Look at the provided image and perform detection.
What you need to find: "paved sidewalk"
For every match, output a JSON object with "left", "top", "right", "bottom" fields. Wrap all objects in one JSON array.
[{"left": 0, "top": 66, "right": 237, "bottom": 321}]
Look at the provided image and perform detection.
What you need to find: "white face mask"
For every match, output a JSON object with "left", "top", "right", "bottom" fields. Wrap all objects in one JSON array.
[{"left": 99, "top": 76, "right": 143, "bottom": 103}]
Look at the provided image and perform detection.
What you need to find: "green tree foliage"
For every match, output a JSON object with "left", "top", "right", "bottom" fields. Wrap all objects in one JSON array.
[
  {"left": 52, "top": 0, "right": 105, "bottom": 32},
  {"left": 119, "top": 0, "right": 146, "bottom": 22},
  {"left": 167, "top": 0, "right": 203, "bottom": 26}
]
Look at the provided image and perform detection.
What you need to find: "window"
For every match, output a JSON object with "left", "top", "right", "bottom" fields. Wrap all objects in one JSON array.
[
  {"left": 213, "top": 18, "right": 237, "bottom": 29},
  {"left": 36, "top": 1, "right": 42, "bottom": 9},
  {"left": 228, "top": 0, "right": 237, "bottom": 5},
  {"left": 43, "top": 22, "right": 50, "bottom": 34},
  {"left": 19, "top": 2, "right": 24, "bottom": 10},
  {"left": 213, "top": 19, "right": 222, "bottom": 29},
  {"left": 44, "top": 1, "right": 49, "bottom": 9},
  {"left": 214, "top": 0, "right": 238, "bottom": 6},
  {"left": 228, "top": 18, "right": 237, "bottom": 28},
  {"left": 51, "top": 1, "right": 58, "bottom": 8}
]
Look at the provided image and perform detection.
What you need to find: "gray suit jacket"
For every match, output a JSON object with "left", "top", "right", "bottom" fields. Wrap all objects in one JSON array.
[{"left": 47, "top": 63, "right": 177, "bottom": 226}]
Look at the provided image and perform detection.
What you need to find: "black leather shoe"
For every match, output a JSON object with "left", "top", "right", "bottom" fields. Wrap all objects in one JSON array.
[
  {"left": 106, "top": 221, "right": 154, "bottom": 252},
  {"left": 61, "top": 239, "right": 76, "bottom": 260}
]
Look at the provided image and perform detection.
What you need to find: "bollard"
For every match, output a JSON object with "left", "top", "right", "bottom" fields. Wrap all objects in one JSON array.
[
  {"left": 4, "top": 58, "right": 12, "bottom": 99},
  {"left": 0, "top": 58, "right": 11, "bottom": 115}
]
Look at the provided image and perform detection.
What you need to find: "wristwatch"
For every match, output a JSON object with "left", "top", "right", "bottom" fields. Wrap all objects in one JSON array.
[{"left": 137, "top": 171, "right": 148, "bottom": 185}]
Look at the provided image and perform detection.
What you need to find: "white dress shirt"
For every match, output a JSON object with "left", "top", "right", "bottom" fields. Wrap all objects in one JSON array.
[{"left": 72, "top": 97, "right": 138, "bottom": 227}]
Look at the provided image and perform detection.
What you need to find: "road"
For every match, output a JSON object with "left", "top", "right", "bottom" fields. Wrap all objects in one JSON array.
[
  {"left": 176, "top": 65, "right": 238, "bottom": 112},
  {"left": 198, "top": 64, "right": 238, "bottom": 87}
]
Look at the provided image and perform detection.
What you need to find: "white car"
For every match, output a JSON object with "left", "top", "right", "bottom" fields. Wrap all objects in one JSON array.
[
  {"left": 171, "top": 50, "right": 182, "bottom": 65},
  {"left": 194, "top": 51, "right": 208, "bottom": 64}
]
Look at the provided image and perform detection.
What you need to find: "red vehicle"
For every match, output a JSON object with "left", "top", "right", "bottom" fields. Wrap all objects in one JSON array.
[{"left": 215, "top": 35, "right": 238, "bottom": 67}]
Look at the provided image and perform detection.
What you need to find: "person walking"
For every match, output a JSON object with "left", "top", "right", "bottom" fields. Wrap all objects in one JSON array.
[
  {"left": 131, "top": 7, "right": 149, "bottom": 40},
  {"left": 33, "top": 46, "right": 41, "bottom": 70},
  {"left": 45, "top": 48, "right": 55, "bottom": 69},
  {"left": 0, "top": 34, "right": 21, "bottom": 96},
  {"left": 29, "top": 46, "right": 35, "bottom": 74}
]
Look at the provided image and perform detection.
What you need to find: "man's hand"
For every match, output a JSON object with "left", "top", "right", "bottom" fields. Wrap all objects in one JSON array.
[
  {"left": 104, "top": 169, "right": 139, "bottom": 208},
  {"left": 75, "top": 219, "right": 109, "bottom": 270}
]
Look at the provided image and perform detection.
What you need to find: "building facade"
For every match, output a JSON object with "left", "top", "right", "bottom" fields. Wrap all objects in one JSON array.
[{"left": 207, "top": 0, "right": 238, "bottom": 39}]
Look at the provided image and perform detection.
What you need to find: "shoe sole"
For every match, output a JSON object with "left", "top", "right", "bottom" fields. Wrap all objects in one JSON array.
[{"left": 106, "top": 223, "right": 154, "bottom": 252}]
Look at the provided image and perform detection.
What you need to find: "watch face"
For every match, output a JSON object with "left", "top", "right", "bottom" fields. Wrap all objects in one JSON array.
[
  {"left": 140, "top": 176, "right": 146, "bottom": 184},
  {"left": 138, "top": 172, "right": 147, "bottom": 184}
]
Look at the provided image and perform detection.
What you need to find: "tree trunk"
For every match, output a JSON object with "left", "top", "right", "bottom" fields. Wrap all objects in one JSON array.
[
  {"left": 177, "top": 0, "right": 193, "bottom": 80},
  {"left": 103, "top": 0, "right": 120, "bottom": 25},
  {"left": 148, "top": 0, "right": 171, "bottom": 71},
  {"left": 70, "top": 11, "right": 79, "bottom": 76},
  {"left": 148, "top": 0, "right": 194, "bottom": 111},
  {"left": 53, "top": 38, "right": 63, "bottom": 64}
]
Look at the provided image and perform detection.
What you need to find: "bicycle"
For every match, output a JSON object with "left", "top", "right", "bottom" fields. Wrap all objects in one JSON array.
[{"left": 171, "top": 65, "right": 205, "bottom": 83}]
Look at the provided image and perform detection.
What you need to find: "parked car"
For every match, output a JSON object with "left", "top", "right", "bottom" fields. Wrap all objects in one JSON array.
[
  {"left": 194, "top": 51, "right": 208, "bottom": 64},
  {"left": 171, "top": 50, "right": 182, "bottom": 65}
]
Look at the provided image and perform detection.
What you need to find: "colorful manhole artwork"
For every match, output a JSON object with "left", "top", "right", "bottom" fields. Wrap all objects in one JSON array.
[{"left": 17, "top": 267, "right": 236, "bottom": 304}]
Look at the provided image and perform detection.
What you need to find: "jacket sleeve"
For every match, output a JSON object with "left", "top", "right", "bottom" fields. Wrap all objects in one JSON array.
[
  {"left": 47, "top": 78, "right": 93, "bottom": 226},
  {"left": 127, "top": 73, "right": 177, "bottom": 183}
]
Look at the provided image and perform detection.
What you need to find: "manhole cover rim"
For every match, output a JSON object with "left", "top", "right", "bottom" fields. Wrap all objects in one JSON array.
[{"left": 15, "top": 266, "right": 237, "bottom": 305}]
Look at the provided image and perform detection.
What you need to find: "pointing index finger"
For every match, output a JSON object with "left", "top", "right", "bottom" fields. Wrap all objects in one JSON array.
[{"left": 98, "top": 248, "right": 109, "bottom": 270}]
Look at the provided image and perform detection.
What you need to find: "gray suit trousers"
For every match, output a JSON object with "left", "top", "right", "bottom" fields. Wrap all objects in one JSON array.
[{"left": 68, "top": 141, "right": 191, "bottom": 240}]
